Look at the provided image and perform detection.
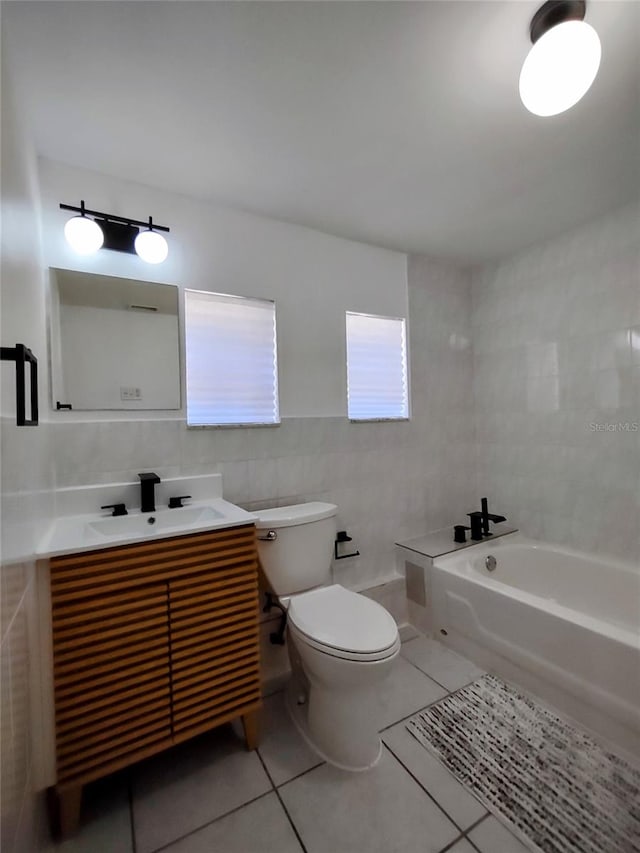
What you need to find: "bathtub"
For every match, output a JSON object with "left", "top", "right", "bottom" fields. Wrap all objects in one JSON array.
[{"left": 431, "top": 533, "right": 640, "bottom": 759}]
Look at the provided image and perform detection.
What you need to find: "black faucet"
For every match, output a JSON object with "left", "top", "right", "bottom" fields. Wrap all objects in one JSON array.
[
  {"left": 138, "top": 472, "right": 161, "bottom": 513},
  {"left": 468, "top": 497, "right": 506, "bottom": 538}
]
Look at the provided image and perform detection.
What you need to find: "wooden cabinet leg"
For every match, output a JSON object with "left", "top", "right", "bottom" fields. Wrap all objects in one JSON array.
[
  {"left": 241, "top": 709, "right": 259, "bottom": 750},
  {"left": 56, "top": 784, "right": 83, "bottom": 837}
]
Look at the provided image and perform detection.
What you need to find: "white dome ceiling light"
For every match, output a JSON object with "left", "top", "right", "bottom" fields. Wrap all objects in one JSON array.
[
  {"left": 134, "top": 219, "right": 169, "bottom": 264},
  {"left": 520, "top": 0, "right": 601, "bottom": 117},
  {"left": 63, "top": 201, "right": 104, "bottom": 255},
  {"left": 60, "top": 201, "right": 170, "bottom": 263}
]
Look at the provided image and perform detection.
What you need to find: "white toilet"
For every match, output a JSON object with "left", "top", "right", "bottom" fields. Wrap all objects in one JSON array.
[{"left": 256, "top": 501, "right": 400, "bottom": 771}]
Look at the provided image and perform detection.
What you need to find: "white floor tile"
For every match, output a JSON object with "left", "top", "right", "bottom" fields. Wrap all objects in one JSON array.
[
  {"left": 378, "top": 655, "right": 446, "bottom": 729},
  {"left": 400, "top": 636, "right": 485, "bottom": 692},
  {"left": 132, "top": 727, "right": 272, "bottom": 853},
  {"left": 468, "top": 816, "right": 531, "bottom": 853},
  {"left": 161, "top": 792, "right": 302, "bottom": 853},
  {"left": 279, "top": 748, "right": 458, "bottom": 853},
  {"left": 43, "top": 775, "right": 132, "bottom": 853},
  {"left": 258, "top": 692, "right": 323, "bottom": 786},
  {"left": 382, "top": 722, "right": 486, "bottom": 830}
]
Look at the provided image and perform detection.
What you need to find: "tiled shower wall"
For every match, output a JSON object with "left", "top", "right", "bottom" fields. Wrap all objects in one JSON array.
[
  {"left": 1, "top": 63, "right": 53, "bottom": 853},
  {"left": 47, "top": 256, "right": 476, "bottom": 590},
  {"left": 472, "top": 202, "right": 640, "bottom": 563}
]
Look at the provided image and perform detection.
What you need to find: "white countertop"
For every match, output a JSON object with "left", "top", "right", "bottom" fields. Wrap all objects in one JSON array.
[{"left": 38, "top": 475, "right": 258, "bottom": 558}]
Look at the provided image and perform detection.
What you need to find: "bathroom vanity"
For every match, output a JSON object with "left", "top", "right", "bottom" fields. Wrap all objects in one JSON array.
[{"left": 36, "top": 477, "right": 262, "bottom": 837}]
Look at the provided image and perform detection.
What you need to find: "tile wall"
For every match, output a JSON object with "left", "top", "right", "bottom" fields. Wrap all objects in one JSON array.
[
  {"left": 0, "top": 62, "right": 54, "bottom": 853},
  {"left": 48, "top": 255, "right": 476, "bottom": 591},
  {"left": 472, "top": 202, "right": 640, "bottom": 563}
]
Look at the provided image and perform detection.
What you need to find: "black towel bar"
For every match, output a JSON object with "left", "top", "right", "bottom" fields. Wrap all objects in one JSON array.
[{"left": 1, "top": 343, "right": 38, "bottom": 426}]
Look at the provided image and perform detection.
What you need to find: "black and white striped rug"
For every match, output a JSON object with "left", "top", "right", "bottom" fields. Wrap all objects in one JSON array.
[{"left": 407, "top": 674, "right": 640, "bottom": 853}]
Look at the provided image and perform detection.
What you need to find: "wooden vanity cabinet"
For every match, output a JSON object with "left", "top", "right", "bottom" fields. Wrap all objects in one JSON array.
[{"left": 48, "top": 524, "right": 261, "bottom": 836}]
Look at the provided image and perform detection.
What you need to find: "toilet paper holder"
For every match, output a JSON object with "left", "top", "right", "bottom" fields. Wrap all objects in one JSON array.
[{"left": 334, "top": 531, "right": 360, "bottom": 561}]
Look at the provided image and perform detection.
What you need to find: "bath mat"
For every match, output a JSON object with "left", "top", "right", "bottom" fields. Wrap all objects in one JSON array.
[{"left": 406, "top": 674, "right": 640, "bottom": 853}]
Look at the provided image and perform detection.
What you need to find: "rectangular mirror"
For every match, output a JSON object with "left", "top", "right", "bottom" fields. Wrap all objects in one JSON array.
[{"left": 49, "top": 268, "right": 181, "bottom": 411}]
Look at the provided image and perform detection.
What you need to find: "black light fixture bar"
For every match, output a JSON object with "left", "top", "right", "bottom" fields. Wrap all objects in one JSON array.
[{"left": 59, "top": 202, "right": 170, "bottom": 233}]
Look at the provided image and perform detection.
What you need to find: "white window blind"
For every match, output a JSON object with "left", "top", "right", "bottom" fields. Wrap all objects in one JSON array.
[
  {"left": 346, "top": 312, "right": 409, "bottom": 421},
  {"left": 185, "top": 289, "right": 280, "bottom": 426}
]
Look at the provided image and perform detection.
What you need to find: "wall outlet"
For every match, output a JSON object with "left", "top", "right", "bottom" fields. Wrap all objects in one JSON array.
[{"left": 120, "top": 386, "right": 142, "bottom": 401}]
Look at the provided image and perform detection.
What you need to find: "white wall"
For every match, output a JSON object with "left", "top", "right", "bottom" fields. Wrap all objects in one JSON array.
[
  {"left": 0, "top": 58, "right": 53, "bottom": 853},
  {"left": 472, "top": 202, "right": 640, "bottom": 564},
  {"left": 39, "top": 158, "right": 408, "bottom": 419}
]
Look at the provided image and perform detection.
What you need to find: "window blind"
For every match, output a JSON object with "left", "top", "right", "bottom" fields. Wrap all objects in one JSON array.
[
  {"left": 345, "top": 312, "right": 409, "bottom": 421},
  {"left": 185, "top": 289, "right": 280, "bottom": 426}
]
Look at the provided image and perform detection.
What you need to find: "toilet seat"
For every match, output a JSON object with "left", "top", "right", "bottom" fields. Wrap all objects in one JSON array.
[{"left": 287, "top": 585, "right": 400, "bottom": 662}]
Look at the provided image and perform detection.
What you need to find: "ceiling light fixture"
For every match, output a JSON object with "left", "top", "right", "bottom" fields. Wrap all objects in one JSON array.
[
  {"left": 60, "top": 201, "right": 170, "bottom": 263},
  {"left": 519, "top": 0, "right": 601, "bottom": 117}
]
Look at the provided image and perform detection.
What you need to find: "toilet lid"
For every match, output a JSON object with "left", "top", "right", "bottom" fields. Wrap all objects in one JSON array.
[{"left": 288, "top": 585, "right": 399, "bottom": 655}]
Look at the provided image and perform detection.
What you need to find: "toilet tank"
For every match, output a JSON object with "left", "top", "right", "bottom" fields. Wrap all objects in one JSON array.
[{"left": 255, "top": 502, "right": 337, "bottom": 596}]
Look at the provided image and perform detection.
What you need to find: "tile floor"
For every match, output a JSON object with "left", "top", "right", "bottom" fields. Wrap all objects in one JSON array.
[{"left": 45, "top": 636, "right": 531, "bottom": 853}]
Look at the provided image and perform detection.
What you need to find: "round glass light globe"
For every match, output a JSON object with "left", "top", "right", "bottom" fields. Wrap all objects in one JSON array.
[
  {"left": 519, "top": 20, "right": 601, "bottom": 117},
  {"left": 64, "top": 215, "right": 104, "bottom": 254},
  {"left": 135, "top": 230, "right": 169, "bottom": 264}
]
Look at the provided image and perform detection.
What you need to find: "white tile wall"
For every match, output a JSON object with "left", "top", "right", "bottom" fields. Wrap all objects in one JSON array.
[
  {"left": 1, "top": 61, "right": 53, "bottom": 853},
  {"left": 50, "top": 257, "right": 477, "bottom": 590},
  {"left": 472, "top": 202, "right": 640, "bottom": 563}
]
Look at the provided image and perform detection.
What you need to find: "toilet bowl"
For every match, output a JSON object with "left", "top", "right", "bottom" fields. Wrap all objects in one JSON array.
[
  {"left": 256, "top": 502, "right": 400, "bottom": 771},
  {"left": 285, "top": 584, "right": 400, "bottom": 770}
]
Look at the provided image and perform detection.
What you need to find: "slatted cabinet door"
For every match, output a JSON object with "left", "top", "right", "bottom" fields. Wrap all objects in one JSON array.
[
  {"left": 169, "top": 525, "right": 261, "bottom": 742},
  {"left": 49, "top": 524, "right": 262, "bottom": 837},
  {"left": 50, "top": 578, "right": 172, "bottom": 789}
]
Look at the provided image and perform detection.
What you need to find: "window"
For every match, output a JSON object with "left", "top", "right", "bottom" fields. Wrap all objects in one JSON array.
[
  {"left": 185, "top": 289, "right": 279, "bottom": 426},
  {"left": 345, "top": 311, "right": 409, "bottom": 421}
]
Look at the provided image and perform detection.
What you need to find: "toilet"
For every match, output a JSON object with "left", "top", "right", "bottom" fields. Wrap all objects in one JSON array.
[{"left": 256, "top": 501, "right": 400, "bottom": 771}]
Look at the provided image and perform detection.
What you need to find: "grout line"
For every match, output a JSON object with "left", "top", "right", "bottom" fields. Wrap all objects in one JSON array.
[
  {"left": 379, "top": 692, "right": 451, "bottom": 733},
  {"left": 148, "top": 790, "right": 274, "bottom": 853},
  {"left": 254, "top": 746, "right": 277, "bottom": 790},
  {"left": 399, "top": 646, "right": 484, "bottom": 696},
  {"left": 382, "top": 742, "right": 471, "bottom": 836},
  {"left": 399, "top": 650, "right": 453, "bottom": 693},
  {"left": 275, "top": 760, "right": 325, "bottom": 790},
  {"left": 460, "top": 813, "right": 490, "bottom": 852},
  {"left": 436, "top": 832, "right": 468, "bottom": 853},
  {"left": 379, "top": 673, "right": 487, "bottom": 733},
  {"left": 382, "top": 751, "right": 489, "bottom": 853},
  {"left": 128, "top": 778, "right": 137, "bottom": 853},
  {"left": 256, "top": 751, "right": 308, "bottom": 853}
]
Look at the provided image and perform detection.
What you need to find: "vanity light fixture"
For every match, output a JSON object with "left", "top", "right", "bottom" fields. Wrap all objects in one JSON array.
[
  {"left": 63, "top": 200, "right": 104, "bottom": 255},
  {"left": 519, "top": 0, "right": 601, "bottom": 117},
  {"left": 60, "top": 201, "right": 170, "bottom": 263},
  {"left": 134, "top": 218, "right": 169, "bottom": 264}
]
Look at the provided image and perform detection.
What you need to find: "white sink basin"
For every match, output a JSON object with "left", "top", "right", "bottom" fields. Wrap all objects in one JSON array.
[
  {"left": 39, "top": 497, "right": 258, "bottom": 558},
  {"left": 88, "top": 506, "right": 225, "bottom": 538}
]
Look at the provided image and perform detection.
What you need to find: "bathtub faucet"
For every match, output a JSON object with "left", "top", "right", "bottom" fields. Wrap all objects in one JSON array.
[{"left": 468, "top": 497, "right": 506, "bottom": 539}]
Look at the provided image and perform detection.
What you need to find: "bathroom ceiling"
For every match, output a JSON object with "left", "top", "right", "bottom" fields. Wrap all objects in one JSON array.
[{"left": 3, "top": 1, "right": 639, "bottom": 263}]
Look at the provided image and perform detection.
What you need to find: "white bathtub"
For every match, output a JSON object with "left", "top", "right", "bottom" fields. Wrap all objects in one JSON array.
[{"left": 431, "top": 533, "right": 640, "bottom": 758}]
